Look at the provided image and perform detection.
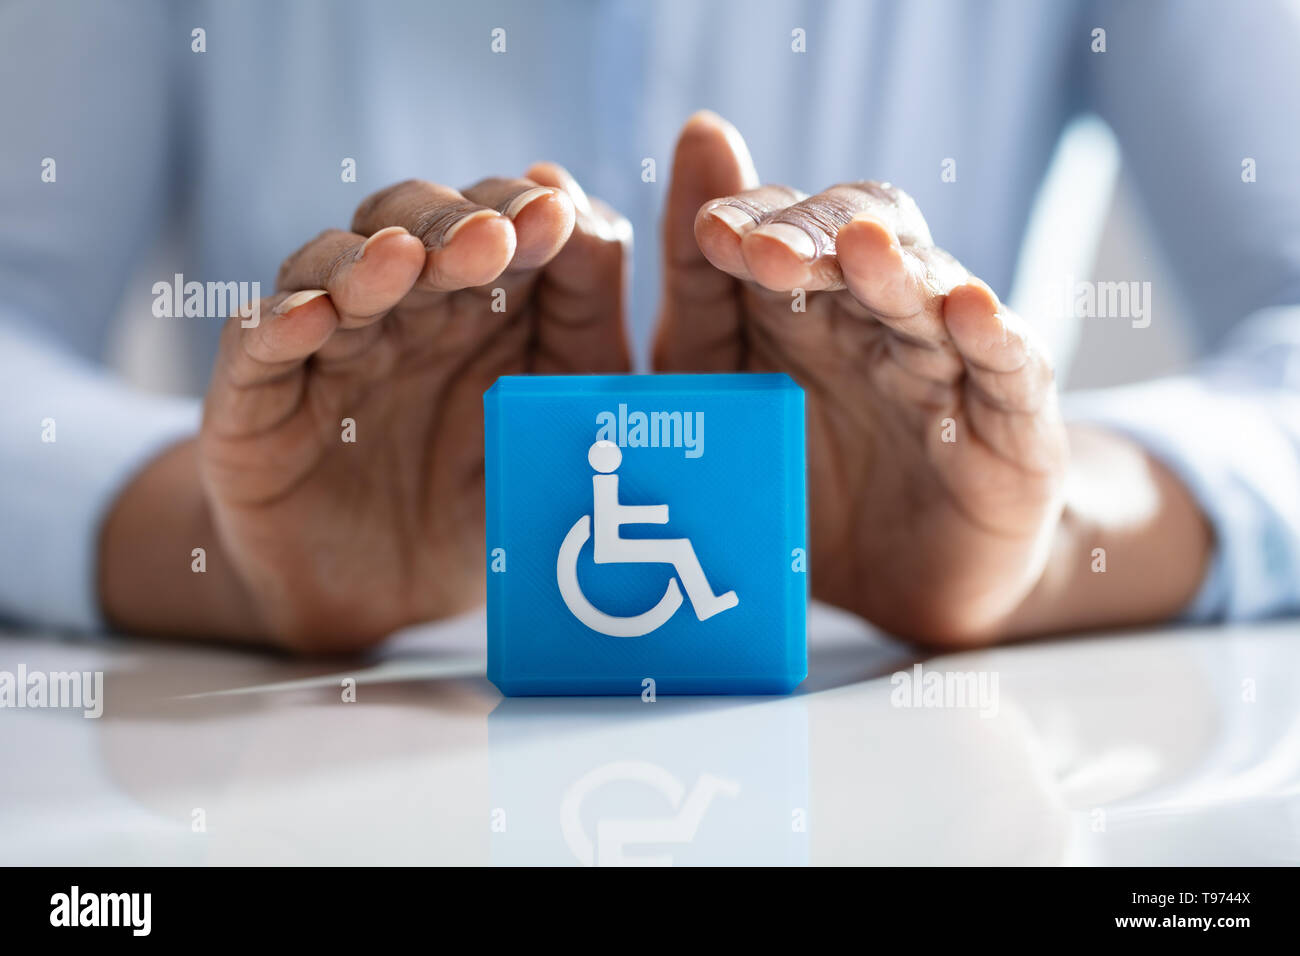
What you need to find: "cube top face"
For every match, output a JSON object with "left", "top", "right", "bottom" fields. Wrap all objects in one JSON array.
[{"left": 485, "top": 373, "right": 808, "bottom": 696}]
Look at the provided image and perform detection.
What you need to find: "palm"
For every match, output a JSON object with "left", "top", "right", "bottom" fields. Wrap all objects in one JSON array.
[{"left": 748, "top": 284, "right": 1058, "bottom": 634}]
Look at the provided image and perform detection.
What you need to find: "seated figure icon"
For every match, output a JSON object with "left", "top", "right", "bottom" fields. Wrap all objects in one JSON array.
[
  {"left": 558, "top": 440, "right": 739, "bottom": 638},
  {"left": 485, "top": 373, "right": 807, "bottom": 697}
]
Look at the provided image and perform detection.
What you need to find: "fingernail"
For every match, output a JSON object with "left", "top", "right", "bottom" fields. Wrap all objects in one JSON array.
[
  {"left": 502, "top": 187, "right": 557, "bottom": 220},
  {"left": 273, "top": 289, "right": 328, "bottom": 315},
  {"left": 706, "top": 203, "right": 755, "bottom": 237},
  {"left": 847, "top": 214, "right": 898, "bottom": 249},
  {"left": 356, "top": 225, "right": 409, "bottom": 261},
  {"left": 686, "top": 109, "right": 726, "bottom": 129},
  {"left": 536, "top": 165, "right": 593, "bottom": 215},
  {"left": 443, "top": 208, "right": 503, "bottom": 243},
  {"left": 751, "top": 222, "right": 817, "bottom": 261}
]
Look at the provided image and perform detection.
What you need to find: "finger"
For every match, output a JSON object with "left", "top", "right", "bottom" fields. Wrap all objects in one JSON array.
[
  {"left": 350, "top": 179, "right": 516, "bottom": 291},
  {"left": 741, "top": 181, "right": 932, "bottom": 293},
  {"left": 460, "top": 176, "right": 575, "bottom": 272},
  {"left": 529, "top": 160, "right": 594, "bottom": 215},
  {"left": 276, "top": 226, "right": 425, "bottom": 328},
  {"left": 526, "top": 160, "right": 628, "bottom": 243},
  {"left": 835, "top": 216, "right": 967, "bottom": 344},
  {"left": 654, "top": 111, "right": 758, "bottom": 372},
  {"left": 694, "top": 185, "right": 806, "bottom": 281},
  {"left": 665, "top": 110, "right": 760, "bottom": 270},
  {"left": 199, "top": 291, "right": 345, "bottom": 504},
  {"left": 944, "top": 279, "right": 1062, "bottom": 471},
  {"left": 945, "top": 280, "right": 1051, "bottom": 404},
  {"left": 525, "top": 161, "right": 632, "bottom": 373},
  {"left": 203, "top": 290, "right": 338, "bottom": 438}
]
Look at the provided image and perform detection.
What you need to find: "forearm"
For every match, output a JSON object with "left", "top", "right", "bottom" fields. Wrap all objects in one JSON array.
[
  {"left": 97, "top": 438, "right": 264, "bottom": 643},
  {"left": 1003, "top": 424, "right": 1213, "bottom": 638}
]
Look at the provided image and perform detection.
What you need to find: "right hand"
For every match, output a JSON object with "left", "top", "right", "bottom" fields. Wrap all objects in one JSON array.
[{"left": 107, "top": 166, "right": 631, "bottom": 651}]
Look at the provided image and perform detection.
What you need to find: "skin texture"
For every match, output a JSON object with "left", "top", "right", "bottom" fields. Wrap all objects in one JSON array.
[
  {"left": 100, "top": 114, "right": 1211, "bottom": 652},
  {"left": 653, "top": 112, "right": 1210, "bottom": 644},
  {"left": 101, "top": 165, "right": 631, "bottom": 650}
]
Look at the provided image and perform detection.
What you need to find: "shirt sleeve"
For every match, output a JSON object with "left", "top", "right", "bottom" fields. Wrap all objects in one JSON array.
[
  {"left": 0, "top": 1, "right": 195, "bottom": 630},
  {"left": 1068, "top": 1, "right": 1300, "bottom": 620},
  {"left": 0, "top": 325, "right": 200, "bottom": 630},
  {"left": 1064, "top": 307, "right": 1300, "bottom": 621}
]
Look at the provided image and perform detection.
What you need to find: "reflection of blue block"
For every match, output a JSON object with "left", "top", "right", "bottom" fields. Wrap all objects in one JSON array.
[
  {"left": 488, "top": 696, "right": 810, "bottom": 864},
  {"left": 485, "top": 374, "right": 807, "bottom": 696}
]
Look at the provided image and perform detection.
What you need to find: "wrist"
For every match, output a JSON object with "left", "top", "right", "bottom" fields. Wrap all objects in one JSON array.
[
  {"left": 1001, "top": 425, "right": 1213, "bottom": 638},
  {"left": 97, "top": 438, "right": 266, "bottom": 642}
]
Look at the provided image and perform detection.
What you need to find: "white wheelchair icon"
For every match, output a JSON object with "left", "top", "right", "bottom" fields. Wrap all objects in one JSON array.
[{"left": 557, "top": 441, "right": 739, "bottom": 637}]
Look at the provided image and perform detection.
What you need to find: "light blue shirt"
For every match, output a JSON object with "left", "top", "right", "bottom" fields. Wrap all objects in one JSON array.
[{"left": 2, "top": 0, "right": 1298, "bottom": 630}]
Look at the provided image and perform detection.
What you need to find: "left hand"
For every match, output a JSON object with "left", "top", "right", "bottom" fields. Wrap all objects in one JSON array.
[{"left": 654, "top": 112, "right": 1069, "bottom": 644}]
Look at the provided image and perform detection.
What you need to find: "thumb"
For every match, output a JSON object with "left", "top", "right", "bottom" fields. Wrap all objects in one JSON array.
[
  {"left": 654, "top": 111, "right": 758, "bottom": 371},
  {"left": 664, "top": 111, "right": 758, "bottom": 269}
]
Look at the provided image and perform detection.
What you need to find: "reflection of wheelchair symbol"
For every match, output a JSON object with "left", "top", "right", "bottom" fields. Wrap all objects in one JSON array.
[
  {"left": 560, "top": 760, "right": 740, "bottom": 866},
  {"left": 557, "top": 442, "right": 738, "bottom": 638}
]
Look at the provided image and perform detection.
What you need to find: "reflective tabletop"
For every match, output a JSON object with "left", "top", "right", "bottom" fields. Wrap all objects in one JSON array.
[{"left": 2, "top": 606, "right": 1297, "bottom": 865}]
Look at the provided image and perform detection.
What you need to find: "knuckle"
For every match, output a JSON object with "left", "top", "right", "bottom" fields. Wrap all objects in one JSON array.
[
  {"left": 275, "top": 258, "right": 295, "bottom": 290},
  {"left": 773, "top": 194, "right": 860, "bottom": 239},
  {"left": 351, "top": 188, "right": 391, "bottom": 226},
  {"left": 391, "top": 177, "right": 436, "bottom": 194},
  {"left": 752, "top": 183, "right": 803, "bottom": 206},
  {"left": 323, "top": 243, "right": 356, "bottom": 286},
  {"left": 840, "top": 179, "right": 895, "bottom": 201},
  {"left": 470, "top": 175, "right": 533, "bottom": 197},
  {"left": 351, "top": 179, "right": 432, "bottom": 228},
  {"left": 466, "top": 175, "right": 509, "bottom": 191},
  {"left": 409, "top": 199, "right": 485, "bottom": 244},
  {"left": 276, "top": 229, "right": 351, "bottom": 289},
  {"left": 216, "top": 309, "right": 256, "bottom": 363},
  {"left": 705, "top": 196, "right": 767, "bottom": 223},
  {"left": 840, "top": 180, "right": 932, "bottom": 244}
]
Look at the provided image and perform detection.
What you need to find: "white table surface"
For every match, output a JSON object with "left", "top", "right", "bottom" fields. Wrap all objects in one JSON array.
[{"left": 1, "top": 606, "right": 1297, "bottom": 866}]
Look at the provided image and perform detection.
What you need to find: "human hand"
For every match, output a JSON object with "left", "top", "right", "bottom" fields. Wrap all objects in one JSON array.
[
  {"left": 102, "top": 165, "right": 631, "bottom": 650},
  {"left": 654, "top": 113, "right": 1068, "bottom": 643}
]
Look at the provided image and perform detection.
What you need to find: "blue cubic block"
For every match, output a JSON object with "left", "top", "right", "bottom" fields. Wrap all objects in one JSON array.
[{"left": 484, "top": 373, "right": 807, "bottom": 696}]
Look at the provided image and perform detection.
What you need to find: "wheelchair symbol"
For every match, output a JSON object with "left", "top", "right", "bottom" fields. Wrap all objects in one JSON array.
[{"left": 557, "top": 441, "right": 739, "bottom": 637}]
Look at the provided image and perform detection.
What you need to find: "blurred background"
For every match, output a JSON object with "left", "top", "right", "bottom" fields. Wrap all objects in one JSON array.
[{"left": 105, "top": 115, "right": 1188, "bottom": 392}]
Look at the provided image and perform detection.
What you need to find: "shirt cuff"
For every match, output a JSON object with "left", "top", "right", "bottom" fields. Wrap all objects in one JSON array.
[
  {"left": 1062, "top": 309, "right": 1300, "bottom": 622},
  {"left": 0, "top": 323, "right": 200, "bottom": 631}
]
